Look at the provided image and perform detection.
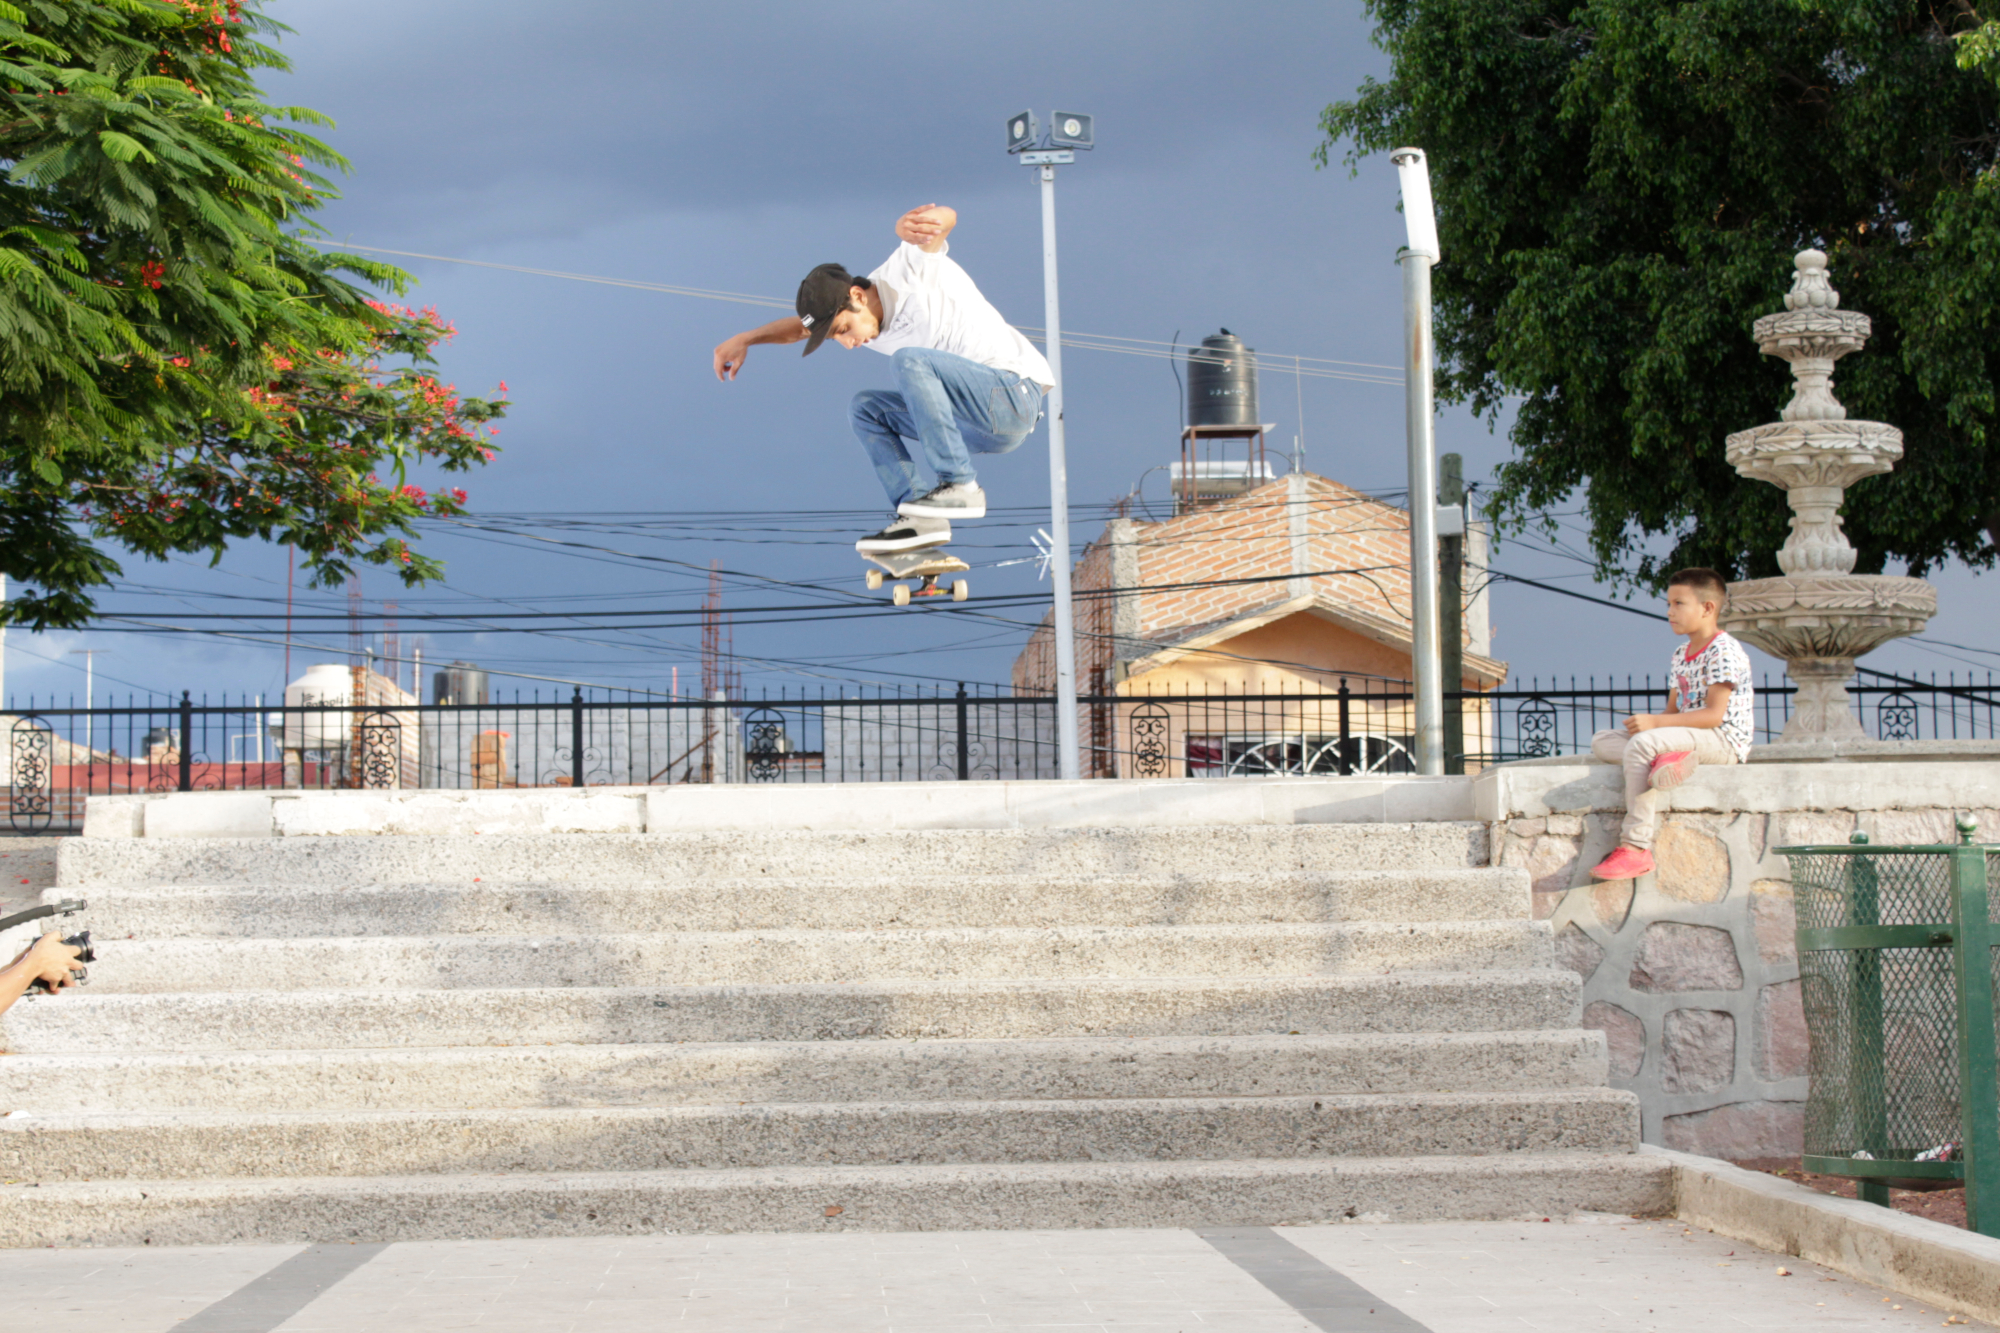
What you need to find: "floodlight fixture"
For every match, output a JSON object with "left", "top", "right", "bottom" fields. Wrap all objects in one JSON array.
[
  {"left": 1006, "top": 110, "right": 1040, "bottom": 154},
  {"left": 1048, "top": 111, "right": 1094, "bottom": 150}
]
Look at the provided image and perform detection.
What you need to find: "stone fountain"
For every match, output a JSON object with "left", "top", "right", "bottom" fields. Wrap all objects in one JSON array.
[{"left": 1719, "top": 250, "right": 1936, "bottom": 743}]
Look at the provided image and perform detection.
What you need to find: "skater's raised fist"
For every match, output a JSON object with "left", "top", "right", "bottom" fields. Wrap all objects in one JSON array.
[{"left": 896, "top": 204, "right": 956, "bottom": 252}]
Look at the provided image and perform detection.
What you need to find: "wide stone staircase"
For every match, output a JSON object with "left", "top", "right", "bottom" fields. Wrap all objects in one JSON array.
[{"left": 0, "top": 820, "right": 1670, "bottom": 1245}]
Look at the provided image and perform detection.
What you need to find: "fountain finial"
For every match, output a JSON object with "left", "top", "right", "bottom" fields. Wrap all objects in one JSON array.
[{"left": 1785, "top": 249, "right": 1839, "bottom": 311}]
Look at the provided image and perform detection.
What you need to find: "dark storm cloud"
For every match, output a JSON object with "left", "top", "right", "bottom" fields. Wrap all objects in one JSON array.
[{"left": 274, "top": 0, "right": 1371, "bottom": 242}]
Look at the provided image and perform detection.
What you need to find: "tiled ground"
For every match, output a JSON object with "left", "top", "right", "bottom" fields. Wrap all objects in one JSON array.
[{"left": 0, "top": 1218, "right": 1985, "bottom": 1333}]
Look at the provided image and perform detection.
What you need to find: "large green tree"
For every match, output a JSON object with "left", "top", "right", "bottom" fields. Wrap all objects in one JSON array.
[
  {"left": 1320, "top": 1, "right": 2000, "bottom": 588},
  {"left": 1, "top": 0, "right": 505, "bottom": 629}
]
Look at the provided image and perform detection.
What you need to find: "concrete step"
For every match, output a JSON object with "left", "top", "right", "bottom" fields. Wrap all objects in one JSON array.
[
  {"left": 63, "top": 867, "right": 1532, "bottom": 936},
  {"left": 0, "top": 1031, "right": 1611, "bottom": 1114},
  {"left": 55, "top": 823, "right": 1491, "bottom": 888},
  {"left": 0, "top": 1153, "right": 1674, "bottom": 1246},
  {"left": 85, "top": 922, "right": 1553, "bottom": 993},
  {"left": 0, "top": 1089, "right": 1640, "bottom": 1181},
  {"left": 0, "top": 971, "right": 1581, "bottom": 1053}
]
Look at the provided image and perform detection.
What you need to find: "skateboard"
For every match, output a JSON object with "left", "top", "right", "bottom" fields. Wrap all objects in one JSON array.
[{"left": 863, "top": 548, "right": 970, "bottom": 605}]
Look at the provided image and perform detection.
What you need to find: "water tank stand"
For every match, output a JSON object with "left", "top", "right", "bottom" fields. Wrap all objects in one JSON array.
[{"left": 1177, "top": 423, "right": 1277, "bottom": 513}]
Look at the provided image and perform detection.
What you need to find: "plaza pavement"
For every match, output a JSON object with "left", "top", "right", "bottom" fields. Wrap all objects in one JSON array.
[{"left": 0, "top": 1214, "right": 1983, "bottom": 1333}]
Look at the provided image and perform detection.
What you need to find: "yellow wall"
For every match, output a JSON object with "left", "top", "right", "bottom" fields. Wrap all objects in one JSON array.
[{"left": 1097, "top": 610, "right": 1495, "bottom": 777}]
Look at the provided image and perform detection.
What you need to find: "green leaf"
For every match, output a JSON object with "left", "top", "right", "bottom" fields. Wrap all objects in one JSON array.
[{"left": 95, "top": 130, "right": 156, "bottom": 164}]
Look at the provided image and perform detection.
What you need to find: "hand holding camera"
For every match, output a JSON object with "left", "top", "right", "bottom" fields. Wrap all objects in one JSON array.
[
  {"left": 0, "top": 899, "right": 91, "bottom": 1017},
  {"left": 20, "top": 931, "right": 87, "bottom": 992}
]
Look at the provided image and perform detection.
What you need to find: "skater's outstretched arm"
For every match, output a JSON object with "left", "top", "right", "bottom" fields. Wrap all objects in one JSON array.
[
  {"left": 895, "top": 204, "right": 956, "bottom": 254},
  {"left": 713, "top": 315, "right": 808, "bottom": 381}
]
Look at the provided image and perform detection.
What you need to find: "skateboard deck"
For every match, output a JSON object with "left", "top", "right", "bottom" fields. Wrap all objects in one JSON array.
[{"left": 863, "top": 549, "right": 970, "bottom": 604}]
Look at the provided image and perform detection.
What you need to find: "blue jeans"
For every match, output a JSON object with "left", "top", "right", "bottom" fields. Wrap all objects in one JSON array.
[{"left": 851, "top": 347, "right": 1044, "bottom": 508}]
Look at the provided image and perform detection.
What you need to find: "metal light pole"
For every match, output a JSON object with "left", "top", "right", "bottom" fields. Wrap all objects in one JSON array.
[
  {"left": 1392, "top": 146, "right": 1444, "bottom": 776},
  {"left": 1009, "top": 110, "right": 1093, "bottom": 781},
  {"left": 70, "top": 648, "right": 101, "bottom": 761}
]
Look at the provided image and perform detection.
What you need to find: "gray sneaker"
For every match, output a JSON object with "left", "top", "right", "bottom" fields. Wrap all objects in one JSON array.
[
  {"left": 856, "top": 513, "right": 951, "bottom": 554},
  {"left": 897, "top": 481, "right": 987, "bottom": 519}
]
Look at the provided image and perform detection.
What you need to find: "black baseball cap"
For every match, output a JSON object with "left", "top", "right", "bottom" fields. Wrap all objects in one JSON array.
[{"left": 796, "top": 262, "right": 859, "bottom": 355}]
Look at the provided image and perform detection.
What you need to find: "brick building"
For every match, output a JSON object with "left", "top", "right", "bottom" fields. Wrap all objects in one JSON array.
[{"left": 1012, "top": 471, "right": 1505, "bottom": 776}]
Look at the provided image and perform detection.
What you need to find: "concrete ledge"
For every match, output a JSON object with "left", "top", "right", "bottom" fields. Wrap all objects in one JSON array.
[
  {"left": 80, "top": 777, "right": 1478, "bottom": 838},
  {"left": 644, "top": 776, "right": 1473, "bottom": 832},
  {"left": 1650, "top": 1145, "right": 2000, "bottom": 1321},
  {"left": 1476, "top": 759, "right": 2000, "bottom": 821}
]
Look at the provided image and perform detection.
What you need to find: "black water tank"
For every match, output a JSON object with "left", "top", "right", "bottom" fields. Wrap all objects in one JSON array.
[{"left": 1186, "top": 329, "right": 1259, "bottom": 427}]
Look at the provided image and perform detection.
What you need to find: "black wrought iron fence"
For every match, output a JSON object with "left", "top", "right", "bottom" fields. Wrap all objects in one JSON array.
[{"left": 2, "top": 668, "right": 1993, "bottom": 832}]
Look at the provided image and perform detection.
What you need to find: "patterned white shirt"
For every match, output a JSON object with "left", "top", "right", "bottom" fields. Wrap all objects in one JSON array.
[{"left": 1671, "top": 631, "right": 1755, "bottom": 760}]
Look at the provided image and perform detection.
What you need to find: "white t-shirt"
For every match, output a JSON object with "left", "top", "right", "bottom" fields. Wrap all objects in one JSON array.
[
  {"left": 865, "top": 241, "right": 1054, "bottom": 389},
  {"left": 1671, "top": 631, "right": 1756, "bottom": 760}
]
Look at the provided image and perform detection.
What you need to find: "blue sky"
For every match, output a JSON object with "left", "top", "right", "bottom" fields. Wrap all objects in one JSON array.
[{"left": 8, "top": 0, "right": 1996, "bottom": 708}]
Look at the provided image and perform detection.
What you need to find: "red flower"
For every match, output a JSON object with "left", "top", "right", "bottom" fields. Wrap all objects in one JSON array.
[{"left": 139, "top": 260, "right": 165, "bottom": 290}]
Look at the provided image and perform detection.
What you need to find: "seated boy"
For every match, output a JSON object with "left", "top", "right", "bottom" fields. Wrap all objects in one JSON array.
[{"left": 1589, "top": 567, "right": 1755, "bottom": 880}]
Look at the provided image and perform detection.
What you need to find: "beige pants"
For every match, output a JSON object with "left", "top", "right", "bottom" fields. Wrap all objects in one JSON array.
[{"left": 1590, "top": 726, "right": 1740, "bottom": 850}]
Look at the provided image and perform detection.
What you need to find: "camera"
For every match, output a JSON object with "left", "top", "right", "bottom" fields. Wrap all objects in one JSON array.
[
  {"left": 28, "top": 930, "right": 92, "bottom": 994},
  {"left": 0, "top": 898, "right": 92, "bottom": 994}
]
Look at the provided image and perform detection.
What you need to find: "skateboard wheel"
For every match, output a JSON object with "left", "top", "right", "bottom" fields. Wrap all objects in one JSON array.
[
  {"left": 865, "top": 569, "right": 883, "bottom": 591},
  {"left": 952, "top": 580, "right": 969, "bottom": 602},
  {"left": 892, "top": 584, "right": 911, "bottom": 606}
]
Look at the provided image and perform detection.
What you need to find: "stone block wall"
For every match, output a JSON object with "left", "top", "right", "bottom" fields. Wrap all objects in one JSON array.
[{"left": 1482, "top": 758, "right": 2000, "bottom": 1160}]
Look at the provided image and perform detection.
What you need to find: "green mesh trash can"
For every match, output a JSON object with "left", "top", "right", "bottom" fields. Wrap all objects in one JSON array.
[{"left": 1778, "top": 815, "right": 2000, "bottom": 1235}]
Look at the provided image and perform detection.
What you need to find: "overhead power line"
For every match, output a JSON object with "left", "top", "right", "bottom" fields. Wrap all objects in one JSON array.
[
  {"left": 332, "top": 244, "right": 1404, "bottom": 384},
  {"left": 87, "top": 564, "right": 1410, "bottom": 631}
]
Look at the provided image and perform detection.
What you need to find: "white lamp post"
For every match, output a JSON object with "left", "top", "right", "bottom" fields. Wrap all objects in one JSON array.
[
  {"left": 1391, "top": 146, "right": 1444, "bottom": 776},
  {"left": 1008, "top": 110, "right": 1093, "bottom": 781},
  {"left": 70, "top": 648, "right": 102, "bottom": 762}
]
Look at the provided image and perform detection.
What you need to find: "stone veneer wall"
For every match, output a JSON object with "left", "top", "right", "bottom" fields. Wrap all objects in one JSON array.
[{"left": 1479, "top": 753, "right": 2000, "bottom": 1160}]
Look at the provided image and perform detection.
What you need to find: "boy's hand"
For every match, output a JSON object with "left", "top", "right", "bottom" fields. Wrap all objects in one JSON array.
[{"left": 1623, "top": 713, "right": 1661, "bottom": 735}]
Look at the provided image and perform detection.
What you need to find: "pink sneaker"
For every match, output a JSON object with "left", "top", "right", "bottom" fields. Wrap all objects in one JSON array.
[
  {"left": 1592, "top": 845, "right": 1654, "bottom": 880},
  {"left": 1648, "top": 750, "right": 1695, "bottom": 791}
]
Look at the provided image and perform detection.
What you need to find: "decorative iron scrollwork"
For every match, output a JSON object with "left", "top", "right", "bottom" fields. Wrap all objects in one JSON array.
[
  {"left": 931, "top": 740, "right": 997, "bottom": 782},
  {"left": 745, "top": 708, "right": 785, "bottom": 783},
  {"left": 1876, "top": 691, "right": 1919, "bottom": 743},
  {"left": 358, "top": 711, "right": 402, "bottom": 788},
  {"left": 1516, "top": 698, "right": 1558, "bottom": 758},
  {"left": 9, "top": 715, "right": 53, "bottom": 832},
  {"left": 1130, "top": 702, "right": 1170, "bottom": 778}
]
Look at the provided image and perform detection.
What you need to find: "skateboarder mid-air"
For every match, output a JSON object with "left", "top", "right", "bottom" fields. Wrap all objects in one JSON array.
[{"left": 711, "top": 204, "right": 1054, "bottom": 555}]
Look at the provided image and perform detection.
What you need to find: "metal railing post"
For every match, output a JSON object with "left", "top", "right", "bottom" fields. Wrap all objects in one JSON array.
[
  {"left": 1951, "top": 820, "right": 2000, "bottom": 1236},
  {"left": 955, "top": 682, "right": 970, "bottom": 782},
  {"left": 1336, "top": 678, "right": 1352, "bottom": 776},
  {"left": 1845, "top": 832, "right": 1892, "bottom": 1207},
  {"left": 178, "top": 691, "right": 193, "bottom": 792},
  {"left": 571, "top": 689, "right": 585, "bottom": 789}
]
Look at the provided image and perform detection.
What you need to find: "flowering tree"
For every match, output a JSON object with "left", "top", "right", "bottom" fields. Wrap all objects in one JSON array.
[{"left": 0, "top": 0, "right": 506, "bottom": 628}]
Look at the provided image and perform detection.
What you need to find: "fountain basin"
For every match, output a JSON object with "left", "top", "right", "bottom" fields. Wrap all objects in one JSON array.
[{"left": 1722, "top": 575, "right": 1936, "bottom": 661}]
